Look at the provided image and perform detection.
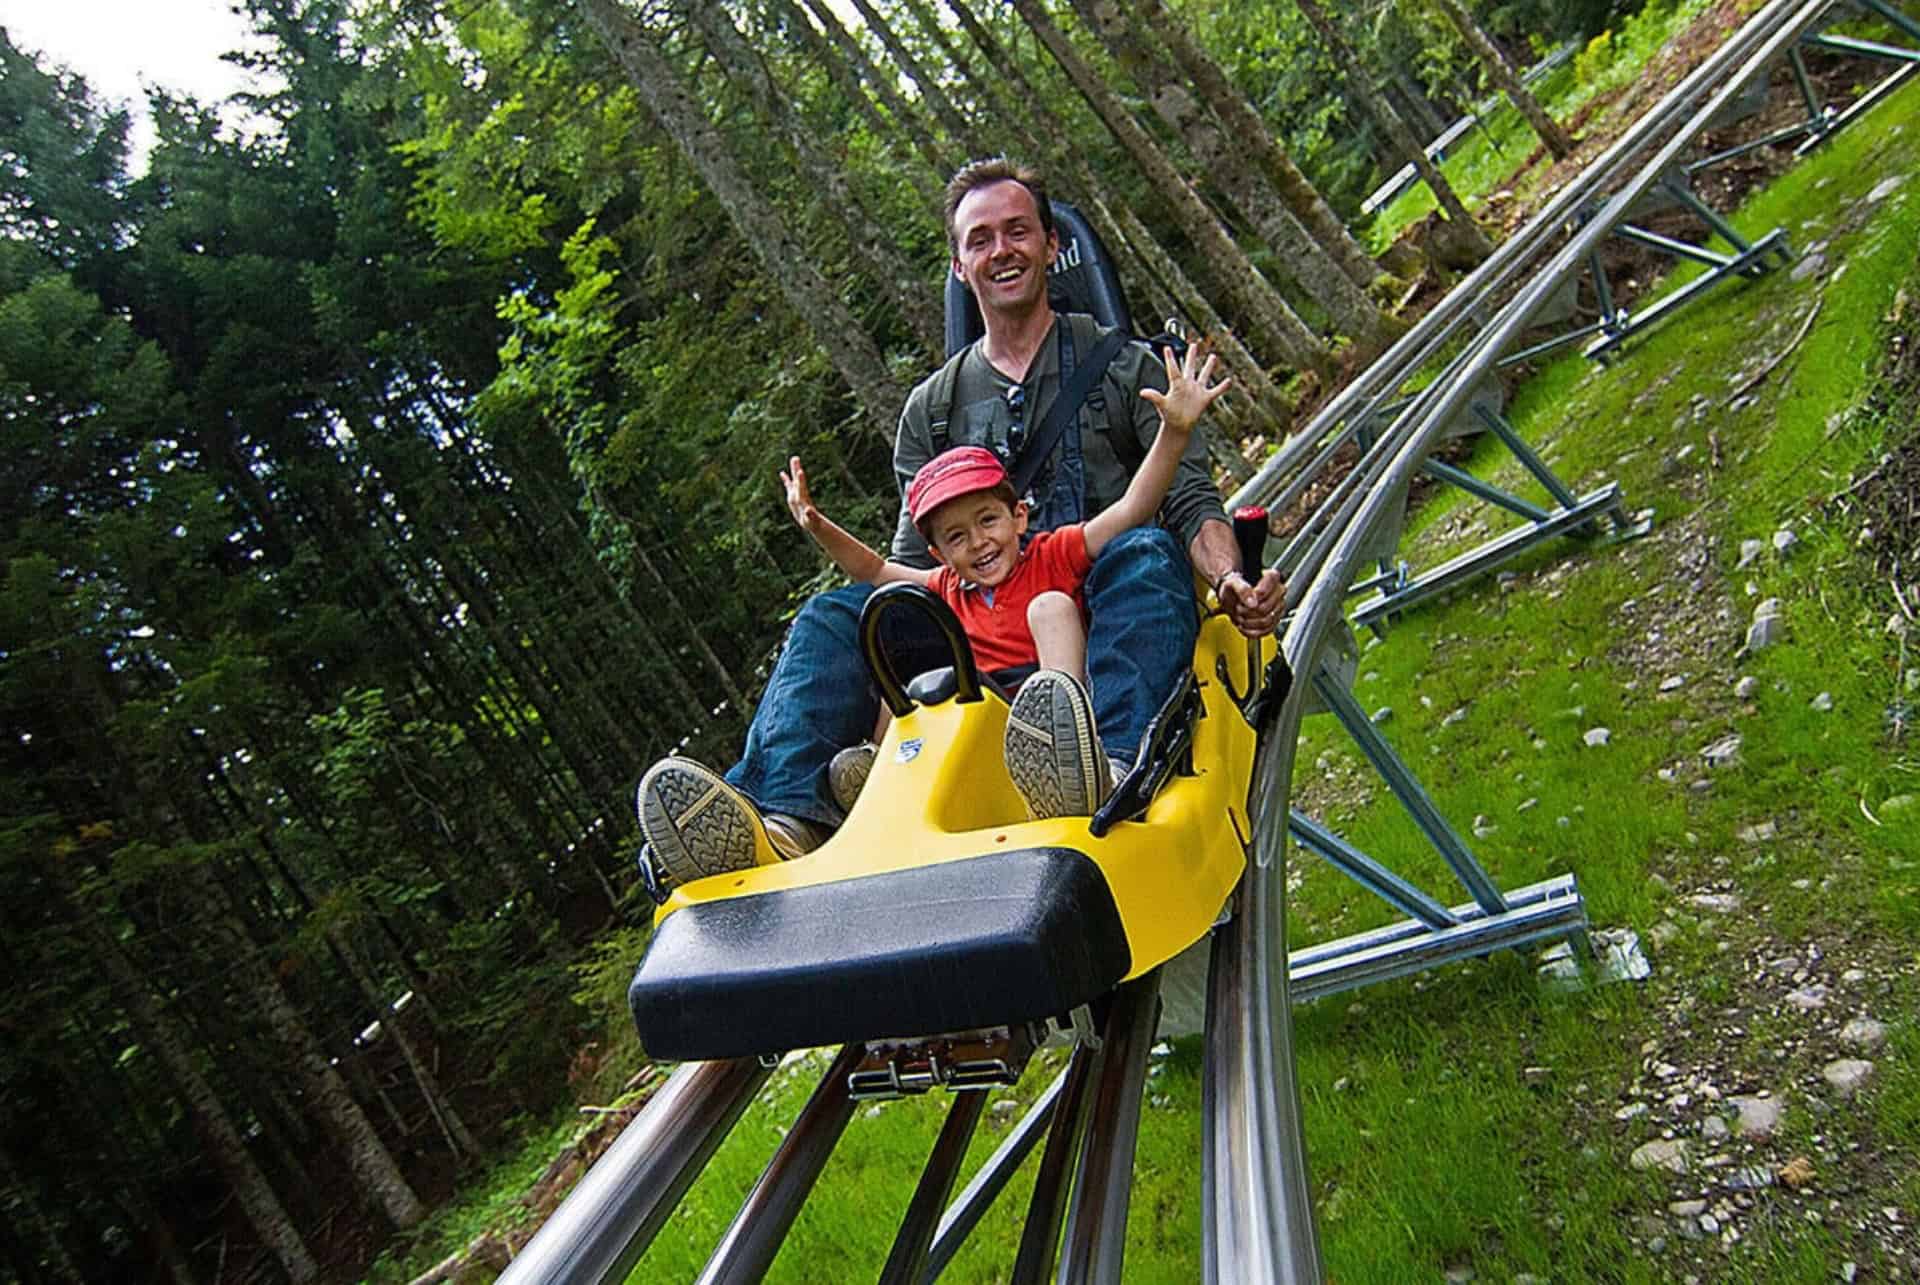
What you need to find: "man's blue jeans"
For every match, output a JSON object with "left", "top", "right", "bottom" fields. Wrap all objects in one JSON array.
[{"left": 724, "top": 527, "right": 1199, "bottom": 827}]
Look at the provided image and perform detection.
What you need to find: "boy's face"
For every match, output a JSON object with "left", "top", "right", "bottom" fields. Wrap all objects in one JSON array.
[{"left": 925, "top": 491, "right": 1028, "bottom": 588}]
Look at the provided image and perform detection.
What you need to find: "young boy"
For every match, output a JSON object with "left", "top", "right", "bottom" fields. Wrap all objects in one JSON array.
[{"left": 782, "top": 339, "right": 1228, "bottom": 817}]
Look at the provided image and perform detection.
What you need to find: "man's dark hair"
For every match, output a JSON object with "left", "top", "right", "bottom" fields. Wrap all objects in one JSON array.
[
  {"left": 916, "top": 480, "right": 1020, "bottom": 544},
  {"left": 943, "top": 158, "right": 1053, "bottom": 251}
]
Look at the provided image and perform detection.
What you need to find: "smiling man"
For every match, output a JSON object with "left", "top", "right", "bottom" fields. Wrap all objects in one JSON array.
[{"left": 634, "top": 158, "right": 1284, "bottom": 890}]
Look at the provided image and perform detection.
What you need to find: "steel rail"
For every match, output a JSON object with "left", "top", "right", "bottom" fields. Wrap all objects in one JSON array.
[
  {"left": 695, "top": 1043, "right": 865, "bottom": 1283},
  {"left": 1318, "top": 0, "right": 1831, "bottom": 622},
  {"left": 496, "top": 1056, "right": 771, "bottom": 1284},
  {"left": 877, "top": 1090, "right": 987, "bottom": 1285},
  {"left": 1227, "top": 0, "right": 1834, "bottom": 530},
  {"left": 1267, "top": 0, "right": 1827, "bottom": 613},
  {"left": 1057, "top": 973, "right": 1163, "bottom": 1283},
  {"left": 1202, "top": 684, "right": 1321, "bottom": 1285},
  {"left": 1201, "top": 3, "right": 1831, "bottom": 1281}
]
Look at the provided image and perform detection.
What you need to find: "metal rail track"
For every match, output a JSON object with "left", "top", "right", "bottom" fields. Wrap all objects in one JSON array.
[{"left": 503, "top": 1, "right": 1904, "bottom": 1278}]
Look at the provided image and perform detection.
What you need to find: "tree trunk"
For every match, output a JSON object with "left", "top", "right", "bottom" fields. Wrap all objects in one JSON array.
[
  {"left": 0, "top": 1145, "right": 88, "bottom": 1285},
  {"left": 179, "top": 860, "right": 428, "bottom": 1231},
  {"left": 1068, "top": 0, "right": 1392, "bottom": 351},
  {"left": 795, "top": 0, "right": 961, "bottom": 178},
  {"left": 577, "top": 0, "right": 907, "bottom": 441},
  {"left": 841, "top": 0, "right": 987, "bottom": 157},
  {"left": 1429, "top": 0, "right": 1573, "bottom": 159},
  {"left": 1010, "top": 0, "right": 1332, "bottom": 381},
  {"left": 679, "top": 1, "right": 946, "bottom": 362},
  {"left": 91, "top": 926, "right": 322, "bottom": 1282},
  {"left": 1126, "top": 0, "right": 1384, "bottom": 292},
  {"left": 1388, "top": 68, "right": 1451, "bottom": 141},
  {"left": 1099, "top": 191, "right": 1294, "bottom": 432},
  {"left": 332, "top": 928, "right": 482, "bottom": 1161},
  {"left": 1294, "top": 0, "right": 1492, "bottom": 261},
  {"left": 766, "top": 0, "right": 945, "bottom": 205}
]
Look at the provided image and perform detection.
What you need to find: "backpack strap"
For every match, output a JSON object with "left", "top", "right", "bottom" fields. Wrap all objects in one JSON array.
[
  {"left": 924, "top": 345, "right": 970, "bottom": 456},
  {"left": 1010, "top": 324, "right": 1129, "bottom": 500},
  {"left": 1078, "top": 313, "right": 1182, "bottom": 481}
]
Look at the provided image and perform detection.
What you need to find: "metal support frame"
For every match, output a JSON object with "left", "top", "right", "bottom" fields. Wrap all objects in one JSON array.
[
  {"left": 1312, "top": 669, "right": 1507, "bottom": 912},
  {"left": 1352, "top": 483, "right": 1634, "bottom": 630},
  {"left": 1264, "top": 635, "right": 1595, "bottom": 1002},
  {"left": 1009, "top": 1040, "right": 1105, "bottom": 1283},
  {"left": 1791, "top": 1, "right": 1920, "bottom": 157},
  {"left": 1349, "top": 392, "right": 1651, "bottom": 634},
  {"left": 1266, "top": 659, "right": 1593, "bottom": 1001},
  {"left": 877, "top": 1090, "right": 985, "bottom": 1284},
  {"left": 1288, "top": 874, "right": 1589, "bottom": 1005},
  {"left": 922, "top": 1072, "right": 1064, "bottom": 1280},
  {"left": 1680, "top": 5, "right": 1920, "bottom": 165},
  {"left": 1287, "top": 811, "right": 1457, "bottom": 929},
  {"left": 1498, "top": 173, "right": 1795, "bottom": 368},
  {"left": 1057, "top": 975, "right": 1163, "bottom": 1282}
]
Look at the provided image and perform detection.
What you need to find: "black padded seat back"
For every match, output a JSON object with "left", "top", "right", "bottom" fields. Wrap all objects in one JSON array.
[
  {"left": 629, "top": 847, "right": 1131, "bottom": 1061},
  {"left": 944, "top": 201, "right": 1133, "bottom": 357}
]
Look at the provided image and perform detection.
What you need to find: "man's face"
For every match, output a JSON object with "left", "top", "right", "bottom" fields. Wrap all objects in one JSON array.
[
  {"left": 926, "top": 492, "right": 1028, "bottom": 588},
  {"left": 950, "top": 180, "right": 1057, "bottom": 320}
]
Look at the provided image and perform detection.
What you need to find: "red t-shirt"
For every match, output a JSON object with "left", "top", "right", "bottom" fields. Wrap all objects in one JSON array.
[{"left": 927, "top": 525, "right": 1092, "bottom": 672}]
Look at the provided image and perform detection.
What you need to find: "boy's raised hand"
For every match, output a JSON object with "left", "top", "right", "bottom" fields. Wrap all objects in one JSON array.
[
  {"left": 781, "top": 455, "right": 819, "bottom": 533},
  {"left": 1139, "top": 336, "right": 1231, "bottom": 436}
]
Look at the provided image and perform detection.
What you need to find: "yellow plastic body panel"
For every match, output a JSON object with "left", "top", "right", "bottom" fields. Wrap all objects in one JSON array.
[{"left": 654, "top": 616, "right": 1271, "bottom": 979}]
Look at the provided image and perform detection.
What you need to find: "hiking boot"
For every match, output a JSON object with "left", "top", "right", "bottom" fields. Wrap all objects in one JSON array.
[
  {"left": 828, "top": 741, "right": 878, "bottom": 814},
  {"left": 636, "top": 757, "right": 778, "bottom": 888},
  {"left": 1004, "top": 670, "right": 1111, "bottom": 820},
  {"left": 764, "top": 812, "right": 831, "bottom": 861}
]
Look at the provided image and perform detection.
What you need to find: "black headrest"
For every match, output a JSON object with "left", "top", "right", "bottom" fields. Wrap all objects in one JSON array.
[{"left": 943, "top": 201, "right": 1134, "bottom": 358}]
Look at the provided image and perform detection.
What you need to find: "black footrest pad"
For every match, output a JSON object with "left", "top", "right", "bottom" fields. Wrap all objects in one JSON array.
[{"left": 629, "top": 848, "right": 1130, "bottom": 1062}]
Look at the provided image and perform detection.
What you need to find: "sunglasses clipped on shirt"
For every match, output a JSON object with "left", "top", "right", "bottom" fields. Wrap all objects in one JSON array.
[
  {"left": 1002, "top": 383, "right": 1026, "bottom": 465},
  {"left": 1001, "top": 383, "right": 1046, "bottom": 514}
]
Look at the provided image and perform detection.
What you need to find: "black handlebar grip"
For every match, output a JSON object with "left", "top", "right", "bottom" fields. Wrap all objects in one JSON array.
[{"left": 1232, "top": 506, "right": 1268, "bottom": 584}]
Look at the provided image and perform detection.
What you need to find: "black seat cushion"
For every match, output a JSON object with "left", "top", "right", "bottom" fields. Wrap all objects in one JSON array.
[{"left": 629, "top": 847, "right": 1131, "bottom": 1062}]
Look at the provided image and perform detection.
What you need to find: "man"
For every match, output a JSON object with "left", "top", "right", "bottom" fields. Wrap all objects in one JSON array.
[{"left": 636, "top": 158, "right": 1285, "bottom": 889}]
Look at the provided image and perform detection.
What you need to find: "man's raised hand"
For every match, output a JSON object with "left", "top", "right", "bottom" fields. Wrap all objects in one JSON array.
[{"left": 1140, "top": 336, "right": 1232, "bottom": 436}]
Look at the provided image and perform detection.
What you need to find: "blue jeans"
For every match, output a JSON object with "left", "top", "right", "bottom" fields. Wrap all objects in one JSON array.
[{"left": 725, "top": 527, "right": 1199, "bottom": 826}]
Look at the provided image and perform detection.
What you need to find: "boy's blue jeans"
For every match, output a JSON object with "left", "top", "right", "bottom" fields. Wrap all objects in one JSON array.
[{"left": 723, "top": 527, "right": 1200, "bottom": 827}]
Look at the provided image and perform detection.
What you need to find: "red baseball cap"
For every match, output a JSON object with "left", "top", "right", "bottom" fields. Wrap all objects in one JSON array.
[{"left": 907, "top": 446, "right": 1009, "bottom": 525}]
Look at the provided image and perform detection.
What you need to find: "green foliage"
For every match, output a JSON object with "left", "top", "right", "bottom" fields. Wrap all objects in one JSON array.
[
  {"left": 0, "top": 30, "right": 132, "bottom": 274},
  {"left": 1571, "top": 0, "right": 1714, "bottom": 100},
  {"left": 568, "top": 920, "right": 652, "bottom": 1086},
  {"left": 1573, "top": 26, "right": 1620, "bottom": 85},
  {"left": 363, "top": 1106, "right": 583, "bottom": 1281},
  {"left": 1483, "top": 0, "right": 1619, "bottom": 41}
]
